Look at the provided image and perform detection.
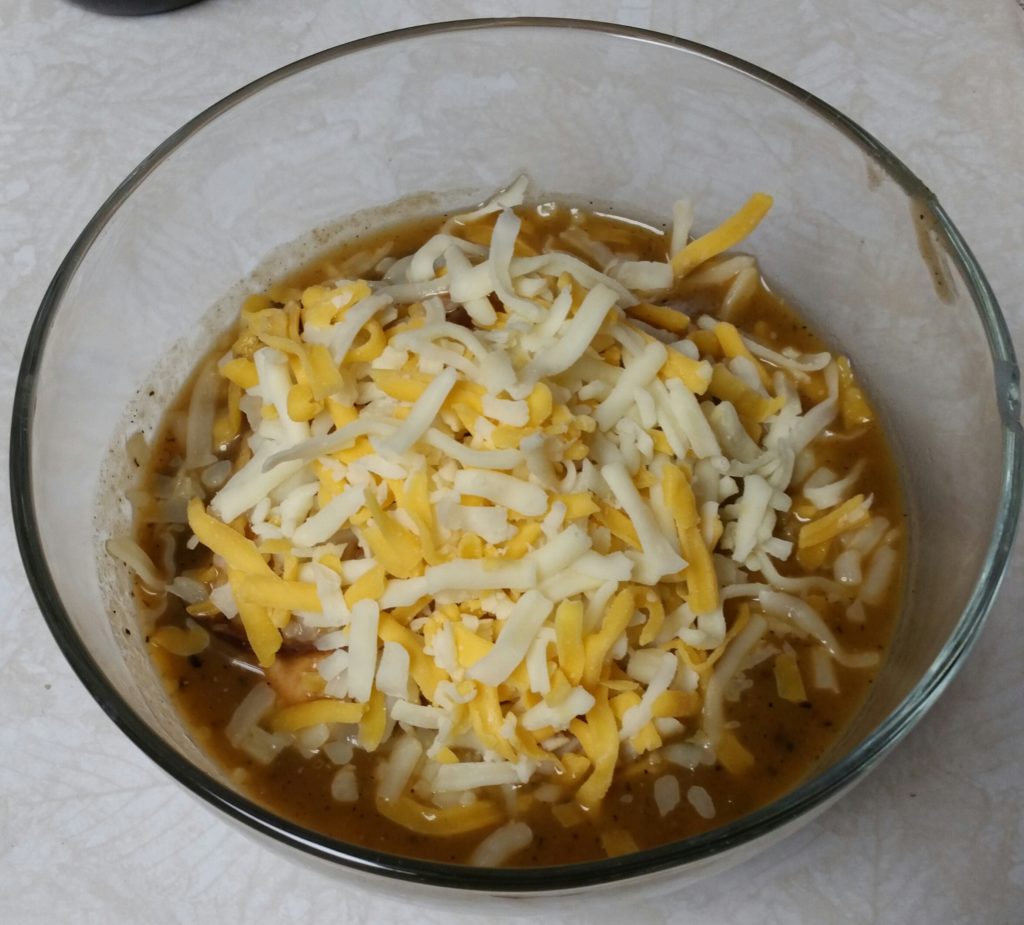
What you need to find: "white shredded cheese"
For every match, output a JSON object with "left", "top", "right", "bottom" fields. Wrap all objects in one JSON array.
[
  {"left": 453, "top": 469, "right": 548, "bottom": 516},
  {"left": 375, "top": 641, "right": 411, "bottom": 699},
  {"left": 482, "top": 394, "right": 530, "bottom": 426},
  {"left": 671, "top": 199, "right": 694, "bottom": 256},
  {"left": 433, "top": 761, "right": 523, "bottom": 793},
  {"left": 524, "top": 283, "right": 619, "bottom": 381},
  {"left": 290, "top": 486, "right": 363, "bottom": 548},
  {"left": 466, "top": 591, "right": 554, "bottom": 687},
  {"left": 602, "top": 462, "right": 686, "bottom": 583},
  {"left": 346, "top": 599, "right": 380, "bottom": 703},
  {"left": 424, "top": 429, "right": 522, "bottom": 470},
  {"left": 619, "top": 651, "right": 677, "bottom": 740},
  {"left": 391, "top": 700, "right": 444, "bottom": 729},
  {"left": 759, "top": 590, "right": 880, "bottom": 668},
  {"left": 594, "top": 340, "right": 668, "bottom": 431},
  {"left": 375, "top": 367, "right": 458, "bottom": 456},
  {"left": 520, "top": 687, "right": 596, "bottom": 731}
]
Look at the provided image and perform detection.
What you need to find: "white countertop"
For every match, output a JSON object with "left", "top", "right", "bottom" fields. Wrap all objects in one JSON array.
[{"left": 2, "top": 1, "right": 1022, "bottom": 922}]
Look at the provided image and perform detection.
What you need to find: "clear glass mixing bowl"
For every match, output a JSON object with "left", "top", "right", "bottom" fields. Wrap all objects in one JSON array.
[{"left": 10, "top": 18, "right": 1022, "bottom": 902}]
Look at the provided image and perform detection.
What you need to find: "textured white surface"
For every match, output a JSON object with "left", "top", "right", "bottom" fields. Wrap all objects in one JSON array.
[{"left": 2, "top": 1, "right": 1023, "bottom": 922}]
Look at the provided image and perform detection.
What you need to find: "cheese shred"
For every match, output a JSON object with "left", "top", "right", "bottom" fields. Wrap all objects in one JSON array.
[{"left": 124, "top": 178, "right": 901, "bottom": 867}]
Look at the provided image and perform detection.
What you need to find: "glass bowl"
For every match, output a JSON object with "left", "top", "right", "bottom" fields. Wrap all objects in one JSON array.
[{"left": 11, "top": 18, "right": 1022, "bottom": 902}]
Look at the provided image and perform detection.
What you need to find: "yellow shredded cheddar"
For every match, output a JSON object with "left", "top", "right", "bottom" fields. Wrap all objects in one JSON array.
[
  {"left": 325, "top": 396, "right": 358, "bottom": 429},
  {"left": 270, "top": 699, "right": 366, "bottom": 732},
  {"left": 187, "top": 500, "right": 273, "bottom": 578},
  {"left": 469, "top": 684, "right": 516, "bottom": 761},
  {"left": 717, "top": 730, "right": 756, "bottom": 774},
  {"left": 799, "top": 494, "right": 870, "bottom": 548},
  {"left": 286, "top": 383, "right": 322, "bottom": 422},
  {"left": 774, "top": 652, "right": 808, "bottom": 703},
  {"left": 346, "top": 319, "right": 386, "bottom": 363},
  {"left": 503, "top": 522, "right": 543, "bottom": 558},
  {"left": 343, "top": 563, "right": 387, "bottom": 608},
  {"left": 708, "top": 364, "right": 785, "bottom": 423},
  {"left": 600, "top": 825, "right": 640, "bottom": 857},
  {"left": 212, "top": 381, "right": 242, "bottom": 446},
  {"left": 552, "top": 800, "right": 587, "bottom": 829},
  {"left": 660, "top": 349, "right": 711, "bottom": 395},
  {"left": 627, "top": 302, "right": 690, "bottom": 334},
  {"left": 572, "top": 686, "right": 619, "bottom": 809},
  {"left": 596, "top": 503, "right": 641, "bottom": 550},
  {"left": 358, "top": 688, "right": 388, "bottom": 751},
  {"left": 713, "top": 321, "right": 772, "bottom": 389},
  {"left": 220, "top": 357, "right": 258, "bottom": 390},
  {"left": 583, "top": 588, "right": 635, "bottom": 688},
  {"left": 554, "top": 600, "right": 585, "bottom": 685},
  {"left": 370, "top": 369, "right": 430, "bottom": 402},
  {"left": 671, "top": 192, "right": 773, "bottom": 277},
  {"left": 375, "top": 794, "right": 503, "bottom": 836},
  {"left": 555, "top": 492, "right": 600, "bottom": 521},
  {"left": 526, "top": 381, "right": 553, "bottom": 426},
  {"left": 837, "top": 356, "right": 875, "bottom": 428},
  {"left": 233, "top": 575, "right": 321, "bottom": 613},
  {"left": 149, "top": 623, "right": 209, "bottom": 657}
]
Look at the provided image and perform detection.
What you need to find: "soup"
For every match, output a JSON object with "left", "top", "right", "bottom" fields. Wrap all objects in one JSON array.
[{"left": 110, "top": 180, "right": 904, "bottom": 867}]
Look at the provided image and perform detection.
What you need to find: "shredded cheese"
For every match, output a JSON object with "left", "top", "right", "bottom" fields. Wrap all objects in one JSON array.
[{"left": 133, "top": 179, "right": 902, "bottom": 864}]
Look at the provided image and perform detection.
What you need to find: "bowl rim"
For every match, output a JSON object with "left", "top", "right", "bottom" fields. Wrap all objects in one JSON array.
[{"left": 10, "top": 16, "right": 1023, "bottom": 893}]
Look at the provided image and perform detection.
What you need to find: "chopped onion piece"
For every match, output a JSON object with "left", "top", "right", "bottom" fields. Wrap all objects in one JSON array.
[
  {"left": 331, "top": 766, "right": 359, "bottom": 802},
  {"left": 225, "top": 682, "right": 275, "bottom": 748},
  {"left": 377, "top": 733, "right": 423, "bottom": 802},
  {"left": 468, "top": 821, "right": 533, "bottom": 867},
  {"left": 833, "top": 548, "right": 863, "bottom": 585},
  {"left": 106, "top": 535, "right": 163, "bottom": 590},
  {"left": 184, "top": 360, "right": 219, "bottom": 470},
  {"left": 860, "top": 545, "right": 899, "bottom": 605},
  {"left": 686, "top": 785, "right": 716, "bottom": 819},
  {"left": 810, "top": 647, "right": 839, "bottom": 692},
  {"left": 165, "top": 576, "right": 206, "bottom": 604},
  {"left": 654, "top": 775, "right": 681, "bottom": 817}
]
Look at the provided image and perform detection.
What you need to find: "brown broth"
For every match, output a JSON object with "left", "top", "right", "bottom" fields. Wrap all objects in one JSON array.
[{"left": 136, "top": 204, "right": 904, "bottom": 866}]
